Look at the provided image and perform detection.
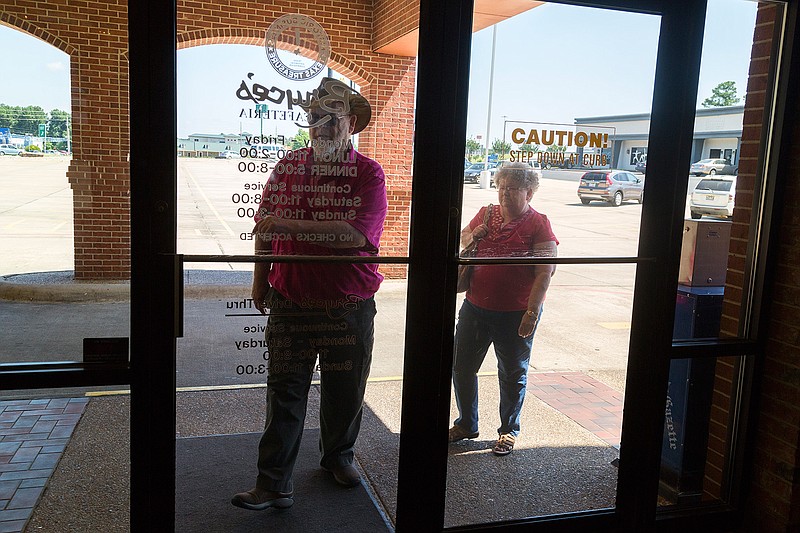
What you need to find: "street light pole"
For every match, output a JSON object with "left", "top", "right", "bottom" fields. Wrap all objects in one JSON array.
[
  {"left": 479, "top": 24, "right": 498, "bottom": 190},
  {"left": 501, "top": 115, "right": 508, "bottom": 161},
  {"left": 483, "top": 24, "right": 497, "bottom": 170}
]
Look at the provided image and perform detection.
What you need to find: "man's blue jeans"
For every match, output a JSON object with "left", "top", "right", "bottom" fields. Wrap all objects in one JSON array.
[
  {"left": 255, "top": 292, "right": 376, "bottom": 492},
  {"left": 452, "top": 299, "right": 540, "bottom": 437}
]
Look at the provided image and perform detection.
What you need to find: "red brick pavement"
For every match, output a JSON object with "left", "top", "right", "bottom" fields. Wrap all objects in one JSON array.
[
  {"left": 0, "top": 398, "right": 88, "bottom": 533},
  {"left": 528, "top": 372, "right": 624, "bottom": 448}
]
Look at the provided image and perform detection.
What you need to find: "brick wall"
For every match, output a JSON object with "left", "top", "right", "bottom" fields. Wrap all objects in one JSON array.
[
  {"left": 373, "top": 0, "right": 419, "bottom": 52},
  {"left": 1, "top": 0, "right": 415, "bottom": 279},
  {"left": 701, "top": 3, "right": 778, "bottom": 502},
  {"left": 719, "top": 4, "right": 800, "bottom": 531},
  {"left": 744, "top": 90, "right": 800, "bottom": 532}
]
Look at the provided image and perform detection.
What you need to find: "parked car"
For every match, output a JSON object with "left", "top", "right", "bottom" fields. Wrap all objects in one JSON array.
[
  {"left": 635, "top": 160, "right": 647, "bottom": 173},
  {"left": 489, "top": 160, "right": 543, "bottom": 187},
  {"left": 463, "top": 161, "right": 496, "bottom": 183},
  {"left": 689, "top": 176, "right": 736, "bottom": 219},
  {"left": 577, "top": 169, "right": 644, "bottom": 206},
  {"left": 0, "top": 144, "right": 22, "bottom": 155},
  {"left": 689, "top": 158, "right": 737, "bottom": 176},
  {"left": 215, "top": 150, "right": 241, "bottom": 159}
]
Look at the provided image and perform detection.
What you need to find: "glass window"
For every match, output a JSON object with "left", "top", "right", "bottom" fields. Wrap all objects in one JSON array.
[
  {"left": 678, "top": 0, "right": 785, "bottom": 341},
  {"left": 662, "top": 0, "right": 786, "bottom": 514},
  {"left": 0, "top": 13, "right": 131, "bottom": 531},
  {"left": 447, "top": 2, "right": 659, "bottom": 526}
]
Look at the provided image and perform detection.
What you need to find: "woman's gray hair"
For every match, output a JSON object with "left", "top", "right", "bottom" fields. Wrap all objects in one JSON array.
[{"left": 494, "top": 162, "right": 539, "bottom": 193}]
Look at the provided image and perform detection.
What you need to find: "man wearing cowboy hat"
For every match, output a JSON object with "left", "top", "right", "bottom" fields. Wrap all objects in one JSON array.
[{"left": 232, "top": 77, "right": 387, "bottom": 510}]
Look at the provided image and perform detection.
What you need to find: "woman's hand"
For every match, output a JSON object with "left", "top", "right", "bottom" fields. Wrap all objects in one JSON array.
[
  {"left": 518, "top": 312, "right": 538, "bottom": 338},
  {"left": 472, "top": 224, "right": 489, "bottom": 241},
  {"left": 252, "top": 278, "right": 271, "bottom": 315}
]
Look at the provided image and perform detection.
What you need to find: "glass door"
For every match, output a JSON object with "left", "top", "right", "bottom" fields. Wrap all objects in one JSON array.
[
  {"left": 0, "top": 4, "right": 133, "bottom": 531},
  {"left": 129, "top": 0, "right": 784, "bottom": 531},
  {"left": 169, "top": 5, "right": 419, "bottom": 532},
  {"left": 443, "top": 2, "right": 661, "bottom": 527}
]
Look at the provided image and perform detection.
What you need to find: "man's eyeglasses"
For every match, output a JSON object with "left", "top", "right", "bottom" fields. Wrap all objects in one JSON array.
[{"left": 307, "top": 113, "right": 349, "bottom": 126}]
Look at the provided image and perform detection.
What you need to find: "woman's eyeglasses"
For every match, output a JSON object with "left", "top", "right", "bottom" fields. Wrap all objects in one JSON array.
[{"left": 497, "top": 186, "right": 529, "bottom": 193}]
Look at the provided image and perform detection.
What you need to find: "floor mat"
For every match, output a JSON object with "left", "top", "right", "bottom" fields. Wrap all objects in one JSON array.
[{"left": 175, "top": 430, "right": 390, "bottom": 532}]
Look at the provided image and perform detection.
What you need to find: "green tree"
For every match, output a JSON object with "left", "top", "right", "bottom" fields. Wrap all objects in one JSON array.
[
  {"left": 15, "top": 106, "right": 47, "bottom": 135},
  {"left": 465, "top": 137, "right": 482, "bottom": 159},
  {"left": 288, "top": 128, "right": 310, "bottom": 150},
  {"left": 701, "top": 81, "right": 741, "bottom": 108},
  {"left": 491, "top": 138, "right": 511, "bottom": 157},
  {"left": 0, "top": 104, "right": 18, "bottom": 131},
  {"left": 546, "top": 145, "right": 566, "bottom": 153},
  {"left": 518, "top": 143, "right": 540, "bottom": 153},
  {"left": 48, "top": 109, "right": 72, "bottom": 139}
]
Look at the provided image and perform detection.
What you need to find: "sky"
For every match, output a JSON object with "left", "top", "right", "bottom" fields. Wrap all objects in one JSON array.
[{"left": 0, "top": 0, "right": 758, "bottom": 143}]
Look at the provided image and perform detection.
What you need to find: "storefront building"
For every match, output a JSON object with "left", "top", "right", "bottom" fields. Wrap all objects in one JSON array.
[
  {"left": 576, "top": 106, "right": 745, "bottom": 171},
  {"left": 1, "top": 1, "right": 800, "bottom": 532}
]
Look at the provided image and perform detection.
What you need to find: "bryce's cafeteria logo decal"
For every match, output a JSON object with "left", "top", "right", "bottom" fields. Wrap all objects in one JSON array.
[{"left": 265, "top": 14, "right": 330, "bottom": 81}]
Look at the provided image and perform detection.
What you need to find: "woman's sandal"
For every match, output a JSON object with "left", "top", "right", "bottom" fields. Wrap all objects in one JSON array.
[
  {"left": 448, "top": 425, "right": 479, "bottom": 443},
  {"left": 493, "top": 434, "right": 515, "bottom": 455}
]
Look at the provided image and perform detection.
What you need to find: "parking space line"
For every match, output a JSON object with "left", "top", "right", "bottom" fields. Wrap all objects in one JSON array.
[
  {"left": 3, "top": 219, "right": 26, "bottom": 229},
  {"left": 597, "top": 322, "right": 631, "bottom": 330},
  {"left": 182, "top": 165, "right": 235, "bottom": 237}
]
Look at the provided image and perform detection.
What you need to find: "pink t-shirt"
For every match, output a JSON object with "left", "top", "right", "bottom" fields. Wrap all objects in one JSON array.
[
  {"left": 255, "top": 147, "right": 387, "bottom": 305},
  {"left": 466, "top": 205, "right": 558, "bottom": 311}
]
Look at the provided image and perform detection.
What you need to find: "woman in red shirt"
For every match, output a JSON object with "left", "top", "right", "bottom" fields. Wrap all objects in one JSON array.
[{"left": 449, "top": 162, "right": 558, "bottom": 455}]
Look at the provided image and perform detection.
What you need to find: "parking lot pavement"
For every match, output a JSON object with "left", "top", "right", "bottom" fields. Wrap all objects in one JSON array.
[
  {"left": 1, "top": 157, "right": 652, "bottom": 276},
  {"left": 2, "top": 158, "right": 641, "bottom": 385}
]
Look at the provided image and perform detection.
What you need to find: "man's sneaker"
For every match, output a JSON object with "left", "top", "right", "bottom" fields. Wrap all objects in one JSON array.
[
  {"left": 324, "top": 464, "right": 361, "bottom": 487},
  {"left": 448, "top": 425, "right": 479, "bottom": 443},
  {"left": 231, "top": 487, "right": 294, "bottom": 510}
]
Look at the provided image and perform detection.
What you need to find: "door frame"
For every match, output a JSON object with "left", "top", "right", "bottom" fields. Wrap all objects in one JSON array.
[
  {"left": 121, "top": 0, "right": 793, "bottom": 531},
  {"left": 0, "top": 0, "right": 792, "bottom": 530}
]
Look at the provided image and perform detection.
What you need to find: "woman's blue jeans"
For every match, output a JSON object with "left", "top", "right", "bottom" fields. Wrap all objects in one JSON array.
[{"left": 452, "top": 299, "right": 541, "bottom": 437}]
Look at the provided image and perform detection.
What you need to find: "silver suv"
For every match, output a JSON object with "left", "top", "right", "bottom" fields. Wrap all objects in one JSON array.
[{"left": 577, "top": 170, "right": 644, "bottom": 206}]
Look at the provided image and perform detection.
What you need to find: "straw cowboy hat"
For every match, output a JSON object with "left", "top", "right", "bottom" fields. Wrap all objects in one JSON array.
[{"left": 303, "top": 77, "right": 372, "bottom": 134}]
